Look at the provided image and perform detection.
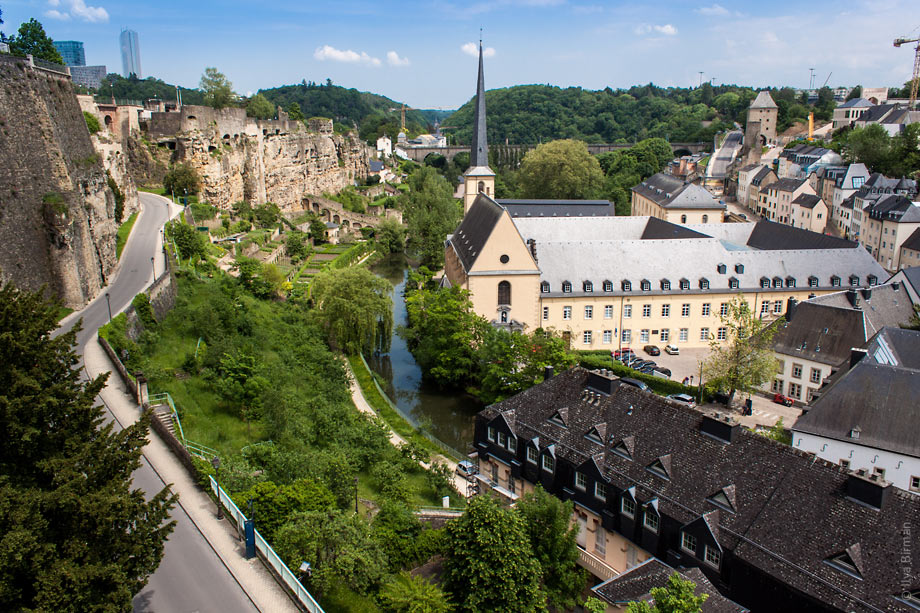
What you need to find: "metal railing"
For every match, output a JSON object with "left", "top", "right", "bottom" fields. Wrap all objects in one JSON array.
[
  {"left": 148, "top": 391, "right": 217, "bottom": 460},
  {"left": 576, "top": 546, "right": 619, "bottom": 582},
  {"left": 209, "top": 477, "right": 324, "bottom": 613}
]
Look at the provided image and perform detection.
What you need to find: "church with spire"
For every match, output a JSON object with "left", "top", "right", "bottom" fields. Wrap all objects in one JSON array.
[{"left": 462, "top": 41, "right": 496, "bottom": 214}]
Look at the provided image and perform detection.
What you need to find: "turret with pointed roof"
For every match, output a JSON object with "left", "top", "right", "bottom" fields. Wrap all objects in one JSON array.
[{"left": 463, "top": 40, "right": 495, "bottom": 214}]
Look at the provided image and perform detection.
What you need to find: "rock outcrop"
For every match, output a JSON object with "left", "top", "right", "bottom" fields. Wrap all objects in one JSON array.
[
  {"left": 0, "top": 56, "right": 134, "bottom": 307},
  {"left": 146, "top": 106, "right": 370, "bottom": 210}
]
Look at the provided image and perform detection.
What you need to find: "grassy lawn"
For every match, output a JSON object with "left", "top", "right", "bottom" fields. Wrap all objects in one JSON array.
[
  {"left": 115, "top": 212, "right": 139, "bottom": 260},
  {"left": 55, "top": 306, "right": 74, "bottom": 322}
]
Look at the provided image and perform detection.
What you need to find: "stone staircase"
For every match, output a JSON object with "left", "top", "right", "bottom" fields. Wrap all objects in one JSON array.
[{"left": 152, "top": 406, "right": 177, "bottom": 438}]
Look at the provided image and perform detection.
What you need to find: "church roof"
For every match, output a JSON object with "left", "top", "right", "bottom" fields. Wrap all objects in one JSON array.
[
  {"left": 497, "top": 199, "right": 614, "bottom": 217},
  {"left": 750, "top": 90, "right": 778, "bottom": 109},
  {"left": 447, "top": 194, "right": 503, "bottom": 272}
]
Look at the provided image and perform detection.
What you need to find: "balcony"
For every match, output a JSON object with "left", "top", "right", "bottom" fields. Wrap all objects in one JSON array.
[
  {"left": 474, "top": 474, "right": 519, "bottom": 502},
  {"left": 577, "top": 546, "right": 619, "bottom": 582}
]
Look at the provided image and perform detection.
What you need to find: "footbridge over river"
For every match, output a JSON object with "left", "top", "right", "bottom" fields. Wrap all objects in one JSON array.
[{"left": 401, "top": 141, "right": 709, "bottom": 163}]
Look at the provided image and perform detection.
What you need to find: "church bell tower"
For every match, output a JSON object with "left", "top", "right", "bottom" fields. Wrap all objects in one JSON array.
[{"left": 463, "top": 40, "right": 495, "bottom": 214}]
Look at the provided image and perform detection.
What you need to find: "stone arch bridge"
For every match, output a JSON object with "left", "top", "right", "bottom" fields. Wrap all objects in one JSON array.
[
  {"left": 296, "top": 195, "right": 402, "bottom": 232},
  {"left": 402, "top": 142, "right": 708, "bottom": 163}
]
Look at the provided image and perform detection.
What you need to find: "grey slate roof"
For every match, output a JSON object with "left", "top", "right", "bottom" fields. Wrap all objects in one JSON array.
[
  {"left": 750, "top": 90, "right": 777, "bottom": 109},
  {"left": 810, "top": 283, "right": 917, "bottom": 338},
  {"left": 749, "top": 166, "right": 775, "bottom": 186},
  {"left": 867, "top": 195, "right": 920, "bottom": 223},
  {"left": 368, "top": 160, "right": 384, "bottom": 172},
  {"left": 640, "top": 216, "right": 710, "bottom": 240},
  {"left": 902, "top": 228, "right": 920, "bottom": 252},
  {"left": 768, "top": 177, "right": 808, "bottom": 193},
  {"left": 863, "top": 326, "right": 920, "bottom": 369},
  {"left": 593, "top": 558, "right": 747, "bottom": 612},
  {"left": 838, "top": 98, "right": 874, "bottom": 109},
  {"left": 480, "top": 367, "right": 920, "bottom": 612},
  {"left": 772, "top": 301, "right": 867, "bottom": 366},
  {"left": 497, "top": 199, "right": 615, "bottom": 218},
  {"left": 469, "top": 42, "right": 488, "bottom": 168},
  {"left": 447, "top": 194, "right": 502, "bottom": 272},
  {"left": 746, "top": 220, "right": 855, "bottom": 250},
  {"left": 632, "top": 173, "right": 725, "bottom": 210},
  {"left": 792, "top": 193, "right": 822, "bottom": 209}
]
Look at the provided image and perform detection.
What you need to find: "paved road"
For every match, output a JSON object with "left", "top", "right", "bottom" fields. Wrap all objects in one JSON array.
[
  {"left": 708, "top": 130, "right": 743, "bottom": 179},
  {"left": 58, "top": 192, "right": 258, "bottom": 613}
]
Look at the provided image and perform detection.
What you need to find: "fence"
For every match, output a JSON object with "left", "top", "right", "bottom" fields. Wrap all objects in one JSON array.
[
  {"left": 209, "top": 476, "right": 324, "bottom": 613},
  {"left": 358, "top": 353, "right": 463, "bottom": 461}
]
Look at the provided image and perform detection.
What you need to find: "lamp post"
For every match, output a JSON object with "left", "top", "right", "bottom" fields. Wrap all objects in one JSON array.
[
  {"left": 354, "top": 476, "right": 359, "bottom": 514},
  {"left": 105, "top": 292, "right": 112, "bottom": 323},
  {"left": 211, "top": 456, "right": 223, "bottom": 520},
  {"left": 151, "top": 256, "right": 156, "bottom": 280}
]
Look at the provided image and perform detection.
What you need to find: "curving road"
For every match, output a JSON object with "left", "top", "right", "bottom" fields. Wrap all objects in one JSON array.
[{"left": 57, "top": 192, "right": 258, "bottom": 613}]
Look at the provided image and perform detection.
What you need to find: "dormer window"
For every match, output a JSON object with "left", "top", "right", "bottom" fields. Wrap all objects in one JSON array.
[
  {"left": 831, "top": 275, "right": 841, "bottom": 287},
  {"left": 622, "top": 280, "right": 632, "bottom": 292},
  {"left": 760, "top": 277, "right": 770, "bottom": 289},
  {"left": 660, "top": 279, "right": 671, "bottom": 291},
  {"left": 585, "top": 426, "right": 604, "bottom": 445},
  {"left": 526, "top": 446, "right": 538, "bottom": 464},
  {"left": 867, "top": 275, "right": 877, "bottom": 285},
  {"left": 681, "top": 532, "right": 697, "bottom": 554},
  {"left": 620, "top": 496, "right": 636, "bottom": 518},
  {"left": 603, "top": 280, "right": 613, "bottom": 292},
  {"left": 735, "top": 264, "right": 744, "bottom": 274},
  {"left": 717, "top": 264, "right": 727, "bottom": 274},
  {"left": 541, "top": 281, "right": 550, "bottom": 293},
  {"left": 849, "top": 275, "right": 860, "bottom": 287},
  {"left": 772, "top": 276, "right": 783, "bottom": 288},
  {"left": 562, "top": 281, "right": 572, "bottom": 293},
  {"left": 583, "top": 281, "right": 593, "bottom": 292},
  {"left": 542, "top": 454, "right": 555, "bottom": 473},
  {"left": 612, "top": 436, "right": 634, "bottom": 460},
  {"left": 643, "top": 503, "right": 660, "bottom": 533},
  {"left": 548, "top": 408, "right": 568, "bottom": 428},
  {"left": 704, "top": 545, "right": 722, "bottom": 569},
  {"left": 646, "top": 455, "right": 671, "bottom": 480},
  {"left": 808, "top": 276, "right": 818, "bottom": 288},
  {"left": 728, "top": 277, "right": 739, "bottom": 290},
  {"left": 708, "top": 486, "right": 736, "bottom": 513},
  {"left": 825, "top": 547, "right": 864, "bottom": 579},
  {"left": 699, "top": 278, "right": 710, "bottom": 290},
  {"left": 786, "top": 276, "right": 796, "bottom": 288},
  {"left": 679, "top": 278, "right": 689, "bottom": 290},
  {"left": 641, "top": 279, "right": 651, "bottom": 292},
  {"left": 849, "top": 426, "right": 861, "bottom": 440},
  {"left": 595, "top": 481, "right": 608, "bottom": 501}
]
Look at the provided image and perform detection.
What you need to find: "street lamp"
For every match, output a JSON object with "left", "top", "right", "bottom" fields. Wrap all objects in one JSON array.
[
  {"left": 211, "top": 456, "right": 223, "bottom": 520},
  {"left": 151, "top": 256, "right": 156, "bottom": 280},
  {"left": 105, "top": 292, "right": 112, "bottom": 322},
  {"left": 354, "top": 476, "right": 359, "bottom": 514}
]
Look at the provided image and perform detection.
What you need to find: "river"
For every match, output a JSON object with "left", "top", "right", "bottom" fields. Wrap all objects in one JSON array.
[{"left": 367, "top": 255, "right": 480, "bottom": 454}]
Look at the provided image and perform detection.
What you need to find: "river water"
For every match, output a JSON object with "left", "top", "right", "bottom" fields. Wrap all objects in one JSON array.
[{"left": 367, "top": 255, "right": 480, "bottom": 454}]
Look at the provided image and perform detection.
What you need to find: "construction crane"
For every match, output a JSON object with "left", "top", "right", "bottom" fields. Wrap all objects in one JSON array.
[{"left": 893, "top": 32, "right": 920, "bottom": 107}]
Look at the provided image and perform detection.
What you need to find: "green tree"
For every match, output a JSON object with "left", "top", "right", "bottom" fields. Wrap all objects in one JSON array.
[
  {"left": 286, "top": 102, "right": 305, "bottom": 121},
  {"left": 310, "top": 267, "right": 393, "bottom": 354},
  {"left": 376, "top": 218, "right": 406, "bottom": 254},
  {"left": 518, "top": 139, "right": 604, "bottom": 199},
  {"left": 764, "top": 417, "right": 791, "bottom": 445},
  {"left": 443, "top": 495, "right": 545, "bottom": 612},
  {"left": 0, "top": 281, "right": 176, "bottom": 611},
  {"left": 402, "top": 167, "right": 460, "bottom": 269},
  {"left": 83, "top": 111, "right": 101, "bottom": 134},
  {"left": 169, "top": 222, "right": 208, "bottom": 260},
  {"left": 215, "top": 349, "right": 270, "bottom": 432},
  {"left": 252, "top": 202, "right": 280, "bottom": 228},
  {"left": 163, "top": 163, "right": 200, "bottom": 197},
  {"left": 515, "top": 486, "right": 585, "bottom": 610},
  {"left": 233, "top": 479, "right": 335, "bottom": 542},
  {"left": 584, "top": 597, "right": 608, "bottom": 613},
  {"left": 844, "top": 124, "right": 892, "bottom": 173},
  {"left": 379, "top": 572, "right": 451, "bottom": 613},
  {"left": 8, "top": 18, "right": 64, "bottom": 64},
  {"left": 285, "top": 231, "right": 309, "bottom": 262},
  {"left": 200, "top": 67, "right": 235, "bottom": 110},
  {"left": 309, "top": 219, "right": 327, "bottom": 243},
  {"left": 626, "top": 573, "right": 708, "bottom": 613},
  {"left": 846, "top": 86, "right": 862, "bottom": 101},
  {"left": 703, "top": 295, "right": 780, "bottom": 407},
  {"left": 246, "top": 93, "right": 275, "bottom": 119}
]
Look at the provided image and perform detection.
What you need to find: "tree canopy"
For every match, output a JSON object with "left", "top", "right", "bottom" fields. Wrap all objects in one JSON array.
[
  {"left": 310, "top": 267, "right": 394, "bottom": 354},
  {"left": 246, "top": 93, "right": 275, "bottom": 119},
  {"left": 626, "top": 573, "right": 708, "bottom": 613},
  {"left": 518, "top": 139, "right": 605, "bottom": 200},
  {"left": 200, "top": 67, "right": 236, "bottom": 110},
  {"left": 163, "top": 163, "right": 200, "bottom": 197},
  {"left": 8, "top": 18, "right": 64, "bottom": 64},
  {"left": 0, "top": 281, "right": 176, "bottom": 610},
  {"left": 401, "top": 166, "right": 460, "bottom": 269}
]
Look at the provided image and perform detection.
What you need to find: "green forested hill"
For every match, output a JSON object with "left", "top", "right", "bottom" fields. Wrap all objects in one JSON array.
[{"left": 445, "top": 83, "right": 778, "bottom": 145}]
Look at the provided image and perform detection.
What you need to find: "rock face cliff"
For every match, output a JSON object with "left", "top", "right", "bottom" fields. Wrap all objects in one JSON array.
[
  {"left": 145, "top": 106, "right": 370, "bottom": 210},
  {"left": 0, "top": 56, "right": 132, "bottom": 307}
]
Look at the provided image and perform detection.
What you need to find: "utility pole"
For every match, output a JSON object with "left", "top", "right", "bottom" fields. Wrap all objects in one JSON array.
[
  {"left": 809, "top": 68, "right": 815, "bottom": 90},
  {"left": 698, "top": 71, "right": 704, "bottom": 88}
]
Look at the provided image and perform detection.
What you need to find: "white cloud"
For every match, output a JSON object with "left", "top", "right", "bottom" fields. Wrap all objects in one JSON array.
[
  {"left": 386, "top": 51, "right": 410, "bottom": 67},
  {"left": 461, "top": 42, "right": 496, "bottom": 58},
  {"left": 697, "top": 4, "right": 729, "bottom": 16},
  {"left": 45, "top": 0, "right": 109, "bottom": 23},
  {"left": 313, "top": 45, "right": 381, "bottom": 66},
  {"left": 634, "top": 23, "right": 677, "bottom": 36}
]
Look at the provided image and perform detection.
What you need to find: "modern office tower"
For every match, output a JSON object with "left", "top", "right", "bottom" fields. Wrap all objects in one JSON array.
[
  {"left": 119, "top": 29, "right": 141, "bottom": 78},
  {"left": 54, "top": 40, "right": 86, "bottom": 66}
]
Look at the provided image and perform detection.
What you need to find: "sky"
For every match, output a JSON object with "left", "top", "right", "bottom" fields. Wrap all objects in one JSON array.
[{"left": 1, "top": 0, "right": 918, "bottom": 109}]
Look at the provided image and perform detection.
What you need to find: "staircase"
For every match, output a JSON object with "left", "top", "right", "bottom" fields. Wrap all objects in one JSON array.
[{"left": 152, "top": 405, "right": 177, "bottom": 437}]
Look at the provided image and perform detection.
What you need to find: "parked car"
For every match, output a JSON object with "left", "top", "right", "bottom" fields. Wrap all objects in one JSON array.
[
  {"left": 643, "top": 345, "right": 661, "bottom": 356},
  {"left": 667, "top": 393, "right": 697, "bottom": 408},
  {"left": 613, "top": 347, "right": 633, "bottom": 359},
  {"left": 654, "top": 367, "right": 672, "bottom": 377},
  {"left": 664, "top": 344, "right": 680, "bottom": 355},
  {"left": 619, "top": 377, "right": 649, "bottom": 391},
  {"left": 618, "top": 353, "right": 637, "bottom": 364},
  {"left": 624, "top": 356, "right": 643, "bottom": 368},
  {"left": 773, "top": 393, "right": 794, "bottom": 407},
  {"left": 633, "top": 360, "right": 655, "bottom": 371},
  {"left": 456, "top": 460, "right": 478, "bottom": 479}
]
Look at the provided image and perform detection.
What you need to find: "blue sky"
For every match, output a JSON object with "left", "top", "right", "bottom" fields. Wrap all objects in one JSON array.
[{"left": 2, "top": 0, "right": 918, "bottom": 108}]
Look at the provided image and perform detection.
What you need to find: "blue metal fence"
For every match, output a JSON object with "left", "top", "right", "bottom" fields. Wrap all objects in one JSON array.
[{"left": 209, "top": 476, "right": 324, "bottom": 612}]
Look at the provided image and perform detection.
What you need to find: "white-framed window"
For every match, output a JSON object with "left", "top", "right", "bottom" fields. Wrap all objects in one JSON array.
[
  {"left": 792, "top": 364, "right": 802, "bottom": 379},
  {"left": 604, "top": 305, "right": 614, "bottom": 319},
  {"left": 720, "top": 303, "right": 729, "bottom": 317},
  {"left": 622, "top": 329, "right": 632, "bottom": 343},
  {"left": 681, "top": 303, "right": 690, "bottom": 317},
  {"left": 642, "top": 304, "right": 651, "bottom": 318},
  {"left": 772, "top": 378, "right": 783, "bottom": 393},
  {"left": 543, "top": 307, "right": 549, "bottom": 321},
  {"left": 603, "top": 280, "right": 613, "bottom": 292},
  {"left": 679, "top": 328, "right": 688, "bottom": 342},
  {"left": 594, "top": 523, "right": 606, "bottom": 555},
  {"left": 623, "top": 280, "right": 632, "bottom": 292},
  {"left": 773, "top": 300, "right": 783, "bottom": 314},
  {"left": 602, "top": 330, "right": 612, "bottom": 344},
  {"left": 621, "top": 497, "right": 636, "bottom": 518},
  {"left": 717, "top": 327, "right": 727, "bottom": 341},
  {"left": 661, "top": 304, "right": 670, "bottom": 317},
  {"left": 562, "top": 281, "right": 572, "bottom": 293},
  {"left": 584, "top": 305, "right": 593, "bottom": 320},
  {"left": 640, "top": 329, "right": 650, "bottom": 343},
  {"left": 910, "top": 475, "right": 920, "bottom": 493},
  {"left": 761, "top": 301, "right": 770, "bottom": 314},
  {"left": 498, "top": 431, "right": 507, "bottom": 447},
  {"left": 700, "top": 279, "right": 710, "bottom": 290},
  {"left": 643, "top": 510, "right": 659, "bottom": 532},
  {"left": 641, "top": 280, "right": 651, "bottom": 291},
  {"left": 623, "top": 304, "right": 632, "bottom": 318},
  {"left": 527, "top": 446, "right": 538, "bottom": 464},
  {"left": 701, "top": 303, "right": 711, "bottom": 317},
  {"left": 681, "top": 532, "right": 697, "bottom": 554},
  {"left": 508, "top": 436, "right": 516, "bottom": 452},
  {"left": 542, "top": 454, "right": 555, "bottom": 473},
  {"left": 563, "top": 306, "right": 572, "bottom": 320},
  {"left": 487, "top": 427, "right": 496, "bottom": 442},
  {"left": 700, "top": 327, "right": 710, "bottom": 340},
  {"left": 575, "top": 471, "right": 587, "bottom": 491},
  {"left": 584, "top": 281, "right": 594, "bottom": 292},
  {"left": 788, "top": 382, "right": 801, "bottom": 399},
  {"left": 541, "top": 282, "right": 550, "bottom": 293},
  {"left": 660, "top": 329, "right": 670, "bottom": 342},
  {"left": 595, "top": 482, "right": 607, "bottom": 501},
  {"left": 705, "top": 546, "right": 722, "bottom": 568},
  {"left": 583, "top": 330, "right": 592, "bottom": 344}
]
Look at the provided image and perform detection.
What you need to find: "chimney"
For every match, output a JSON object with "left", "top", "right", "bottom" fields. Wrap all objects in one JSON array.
[
  {"left": 544, "top": 365, "right": 554, "bottom": 381},
  {"left": 861, "top": 287, "right": 872, "bottom": 300},
  {"left": 785, "top": 298, "right": 798, "bottom": 321},
  {"left": 845, "top": 288, "right": 859, "bottom": 308},
  {"left": 527, "top": 238, "right": 538, "bottom": 262},
  {"left": 849, "top": 348, "right": 867, "bottom": 369},
  {"left": 892, "top": 281, "right": 900, "bottom": 291},
  {"left": 700, "top": 413, "right": 740, "bottom": 444},
  {"left": 586, "top": 369, "right": 615, "bottom": 395},
  {"left": 846, "top": 470, "right": 892, "bottom": 510}
]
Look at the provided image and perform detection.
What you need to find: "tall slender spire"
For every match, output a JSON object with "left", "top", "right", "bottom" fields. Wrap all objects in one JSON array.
[{"left": 470, "top": 39, "right": 488, "bottom": 168}]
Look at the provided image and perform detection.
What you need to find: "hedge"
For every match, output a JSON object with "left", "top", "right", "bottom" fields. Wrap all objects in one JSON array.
[{"left": 575, "top": 352, "right": 703, "bottom": 399}]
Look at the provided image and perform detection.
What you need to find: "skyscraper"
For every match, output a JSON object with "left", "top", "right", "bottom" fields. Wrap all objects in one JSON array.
[
  {"left": 53, "top": 40, "right": 86, "bottom": 66},
  {"left": 119, "top": 29, "right": 141, "bottom": 78}
]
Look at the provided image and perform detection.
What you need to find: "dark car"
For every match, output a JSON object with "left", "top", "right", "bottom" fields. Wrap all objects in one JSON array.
[
  {"left": 637, "top": 362, "right": 658, "bottom": 373},
  {"left": 773, "top": 393, "right": 794, "bottom": 407},
  {"left": 654, "top": 367, "right": 672, "bottom": 377},
  {"left": 619, "top": 377, "right": 649, "bottom": 391},
  {"left": 643, "top": 345, "right": 660, "bottom": 356},
  {"left": 624, "top": 356, "right": 643, "bottom": 368},
  {"left": 633, "top": 360, "right": 655, "bottom": 371}
]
